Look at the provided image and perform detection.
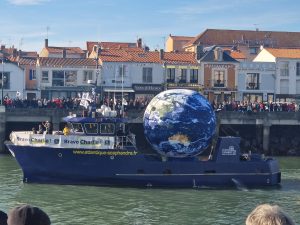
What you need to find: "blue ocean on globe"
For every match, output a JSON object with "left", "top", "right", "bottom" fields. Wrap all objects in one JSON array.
[{"left": 143, "top": 89, "right": 216, "bottom": 157}]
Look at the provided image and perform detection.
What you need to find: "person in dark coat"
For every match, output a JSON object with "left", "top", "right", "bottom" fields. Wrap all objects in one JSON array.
[{"left": 0, "top": 210, "right": 7, "bottom": 225}]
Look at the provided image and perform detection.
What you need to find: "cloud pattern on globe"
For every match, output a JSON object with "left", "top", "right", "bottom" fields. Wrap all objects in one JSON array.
[{"left": 143, "top": 89, "right": 216, "bottom": 157}]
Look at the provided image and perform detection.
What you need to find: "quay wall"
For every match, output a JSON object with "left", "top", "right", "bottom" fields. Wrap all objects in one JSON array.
[{"left": 1, "top": 108, "right": 300, "bottom": 155}]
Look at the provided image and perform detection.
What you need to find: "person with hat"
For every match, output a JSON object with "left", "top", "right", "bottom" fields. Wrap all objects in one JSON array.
[{"left": 7, "top": 204, "right": 51, "bottom": 225}]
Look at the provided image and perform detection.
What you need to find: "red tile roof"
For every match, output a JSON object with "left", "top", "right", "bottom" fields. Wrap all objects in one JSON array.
[
  {"left": 46, "top": 47, "right": 85, "bottom": 54},
  {"left": 86, "top": 41, "right": 139, "bottom": 53},
  {"left": 265, "top": 48, "right": 300, "bottom": 58},
  {"left": 163, "top": 52, "right": 198, "bottom": 65},
  {"left": 16, "top": 57, "right": 37, "bottom": 66},
  {"left": 99, "top": 49, "right": 198, "bottom": 65},
  {"left": 229, "top": 51, "right": 246, "bottom": 59},
  {"left": 184, "top": 29, "right": 300, "bottom": 48},
  {"left": 38, "top": 57, "right": 96, "bottom": 67}
]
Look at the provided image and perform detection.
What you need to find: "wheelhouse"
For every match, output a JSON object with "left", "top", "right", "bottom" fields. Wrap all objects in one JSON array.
[{"left": 63, "top": 116, "right": 128, "bottom": 136}]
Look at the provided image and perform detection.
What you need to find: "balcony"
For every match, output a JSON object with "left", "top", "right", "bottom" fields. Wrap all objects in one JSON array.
[
  {"left": 166, "top": 82, "right": 203, "bottom": 90},
  {"left": 246, "top": 82, "right": 259, "bottom": 90},
  {"left": 213, "top": 79, "right": 225, "bottom": 88}
]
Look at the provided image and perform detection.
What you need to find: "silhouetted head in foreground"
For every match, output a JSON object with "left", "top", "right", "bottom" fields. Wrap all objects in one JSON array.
[
  {"left": 7, "top": 204, "right": 50, "bottom": 225},
  {"left": 0, "top": 210, "right": 8, "bottom": 225},
  {"left": 246, "top": 204, "right": 295, "bottom": 225}
]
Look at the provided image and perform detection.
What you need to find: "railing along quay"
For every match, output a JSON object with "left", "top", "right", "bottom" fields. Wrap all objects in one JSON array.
[{"left": 1, "top": 106, "right": 300, "bottom": 152}]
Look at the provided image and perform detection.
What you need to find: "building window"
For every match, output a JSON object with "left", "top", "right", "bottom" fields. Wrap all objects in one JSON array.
[
  {"left": 142, "top": 67, "right": 152, "bottom": 83},
  {"left": 213, "top": 70, "right": 225, "bottom": 87},
  {"left": 190, "top": 69, "right": 198, "bottom": 83},
  {"left": 297, "top": 62, "right": 300, "bottom": 76},
  {"left": 167, "top": 68, "right": 175, "bottom": 83},
  {"left": 52, "top": 70, "right": 77, "bottom": 86},
  {"left": 83, "top": 71, "right": 93, "bottom": 83},
  {"left": 52, "top": 71, "right": 64, "bottom": 86},
  {"left": 29, "top": 69, "right": 36, "bottom": 80},
  {"left": 246, "top": 73, "right": 259, "bottom": 90},
  {"left": 0, "top": 72, "right": 9, "bottom": 89},
  {"left": 179, "top": 69, "right": 187, "bottom": 83},
  {"left": 280, "top": 62, "right": 289, "bottom": 76},
  {"left": 119, "top": 65, "right": 126, "bottom": 77},
  {"left": 65, "top": 71, "right": 77, "bottom": 86},
  {"left": 41, "top": 71, "right": 49, "bottom": 83},
  {"left": 249, "top": 47, "right": 258, "bottom": 54}
]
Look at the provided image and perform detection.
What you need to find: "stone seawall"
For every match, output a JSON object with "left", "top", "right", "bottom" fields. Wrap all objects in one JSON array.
[{"left": 1, "top": 108, "right": 300, "bottom": 156}]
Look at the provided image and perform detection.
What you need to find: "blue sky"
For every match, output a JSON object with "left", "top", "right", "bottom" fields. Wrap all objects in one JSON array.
[{"left": 0, "top": 0, "right": 300, "bottom": 52}]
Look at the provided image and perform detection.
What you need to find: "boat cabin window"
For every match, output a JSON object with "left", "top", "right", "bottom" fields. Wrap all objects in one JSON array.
[
  {"left": 84, "top": 123, "right": 98, "bottom": 134},
  {"left": 100, "top": 123, "right": 115, "bottom": 134},
  {"left": 117, "top": 123, "right": 126, "bottom": 133},
  {"left": 71, "top": 123, "right": 84, "bottom": 133}
]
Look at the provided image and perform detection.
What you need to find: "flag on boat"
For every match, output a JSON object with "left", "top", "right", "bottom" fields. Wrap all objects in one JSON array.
[{"left": 80, "top": 92, "right": 92, "bottom": 109}]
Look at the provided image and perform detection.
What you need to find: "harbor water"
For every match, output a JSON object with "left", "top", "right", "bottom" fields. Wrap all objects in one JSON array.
[{"left": 0, "top": 154, "right": 299, "bottom": 225}]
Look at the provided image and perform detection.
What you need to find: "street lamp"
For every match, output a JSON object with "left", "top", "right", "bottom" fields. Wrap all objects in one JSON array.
[{"left": 1, "top": 57, "right": 4, "bottom": 105}]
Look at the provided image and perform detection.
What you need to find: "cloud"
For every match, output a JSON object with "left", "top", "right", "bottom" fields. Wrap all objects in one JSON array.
[{"left": 7, "top": 0, "right": 49, "bottom": 5}]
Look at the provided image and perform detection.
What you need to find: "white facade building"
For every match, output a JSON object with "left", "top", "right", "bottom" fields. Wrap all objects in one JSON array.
[
  {"left": 237, "top": 62, "right": 276, "bottom": 102},
  {"left": 0, "top": 60, "right": 25, "bottom": 100},
  {"left": 254, "top": 48, "right": 300, "bottom": 101},
  {"left": 36, "top": 58, "right": 98, "bottom": 99}
]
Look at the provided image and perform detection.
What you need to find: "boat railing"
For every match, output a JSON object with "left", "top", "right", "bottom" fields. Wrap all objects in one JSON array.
[{"left": 115, "top": 133, "right": 136, "bottom": 149}]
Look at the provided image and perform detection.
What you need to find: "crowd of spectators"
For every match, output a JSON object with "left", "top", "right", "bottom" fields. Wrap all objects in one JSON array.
[
  {"left": 1, "top": 96, "right": 152, "bottom": 112},
  {"left": 212, "top": 101, "right": 299, "bottom": 112},
  {"left": 1, "top": 95, "right": 299, "bottom": 114}
]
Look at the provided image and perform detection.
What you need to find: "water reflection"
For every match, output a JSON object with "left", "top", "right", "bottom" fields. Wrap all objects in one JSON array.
[{"left": 0, "top": 155, "right": 299, "bottom": 225}]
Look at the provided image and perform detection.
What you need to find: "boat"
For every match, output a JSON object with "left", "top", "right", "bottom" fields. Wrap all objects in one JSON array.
[{"left": 5, "top": 90, "right": 281, "bottom": 188}]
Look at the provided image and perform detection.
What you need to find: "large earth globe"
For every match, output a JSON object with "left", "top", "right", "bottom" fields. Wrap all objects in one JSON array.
[{"left": 143, "top": 89, "right": 216, "bottom": 157}]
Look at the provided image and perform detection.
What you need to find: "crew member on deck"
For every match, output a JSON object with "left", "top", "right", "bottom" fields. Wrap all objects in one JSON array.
[
  {"left": 37, "top": 124, "right": 44, "bottom": 134},
  {"left": 63, "top": 124, "right": 70, "bottom": 136},
  {"left": 43, "top": 121, "right": 52, "bottom": 134}
]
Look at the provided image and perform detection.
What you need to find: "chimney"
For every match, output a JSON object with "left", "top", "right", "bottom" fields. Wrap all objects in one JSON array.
[
  {"left": 196, "top": 45, "right": 204, "bottom": 60},
  {"left": 62, "top": 48, "right": 66, "bottom": 58},
  {"left": 214, "top": 47, "right": 223, "bottom": 61},
  {"left": 97, "top": 46, "right": 101, "bottom": 56},
  {"left": 12, "top": 49, "right": 17, "bottom": 58},
  {"left": 159, "top": 49, "right": 164, "bottom": 60},
  {"left": 45, "top": 39, "right": 48, "bottom": 48},
  {"left": 1, "top": 45, "right": 5, "bottom": 51},
  {"left": 18, "top": 50, "right": 22, "bottom": 57},
  {"left": 93, "top": 45, "right": 98, "bottom": 52},
  {"left": 137, "top": 38, "right": 142, "bottom": 48}
]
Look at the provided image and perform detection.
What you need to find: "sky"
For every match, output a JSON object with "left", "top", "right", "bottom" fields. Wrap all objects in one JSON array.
[{"left": 0, "top": 0, "right": 300, "bottom": 52}]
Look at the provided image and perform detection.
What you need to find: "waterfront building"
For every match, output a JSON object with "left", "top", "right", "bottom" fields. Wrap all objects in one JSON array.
[
  {"left": 7, "top": 49, "right": 39, "bottom": 100},
  {"left": 0, "top": 56, "right": 25, "bottom": 101},
  {"left": 90, "top": 47, "right": 200, "bottom": 100},
  {"left": 198, "top": 46, "right": 239, "bottom": 103},
  {"left": 254, "top": 48, "right": 300, "bottom": 102},
  {"left": 36, "top": 57, "right": 97, "bottom": 99},
  {"left": 165, "top": 35, "right": 194, "bottom": 52},
  {"left": 237, "top": 62, "right": 276, "bottom": 102},
  {"left": 97, "top": 48, "right": 163, "bottom": 100},
  {"left": 181, "top": 29, "right": 300, "bottom": 61},
  {"left": 162, "top": 50, "right": 200, "bottom": 92}
]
